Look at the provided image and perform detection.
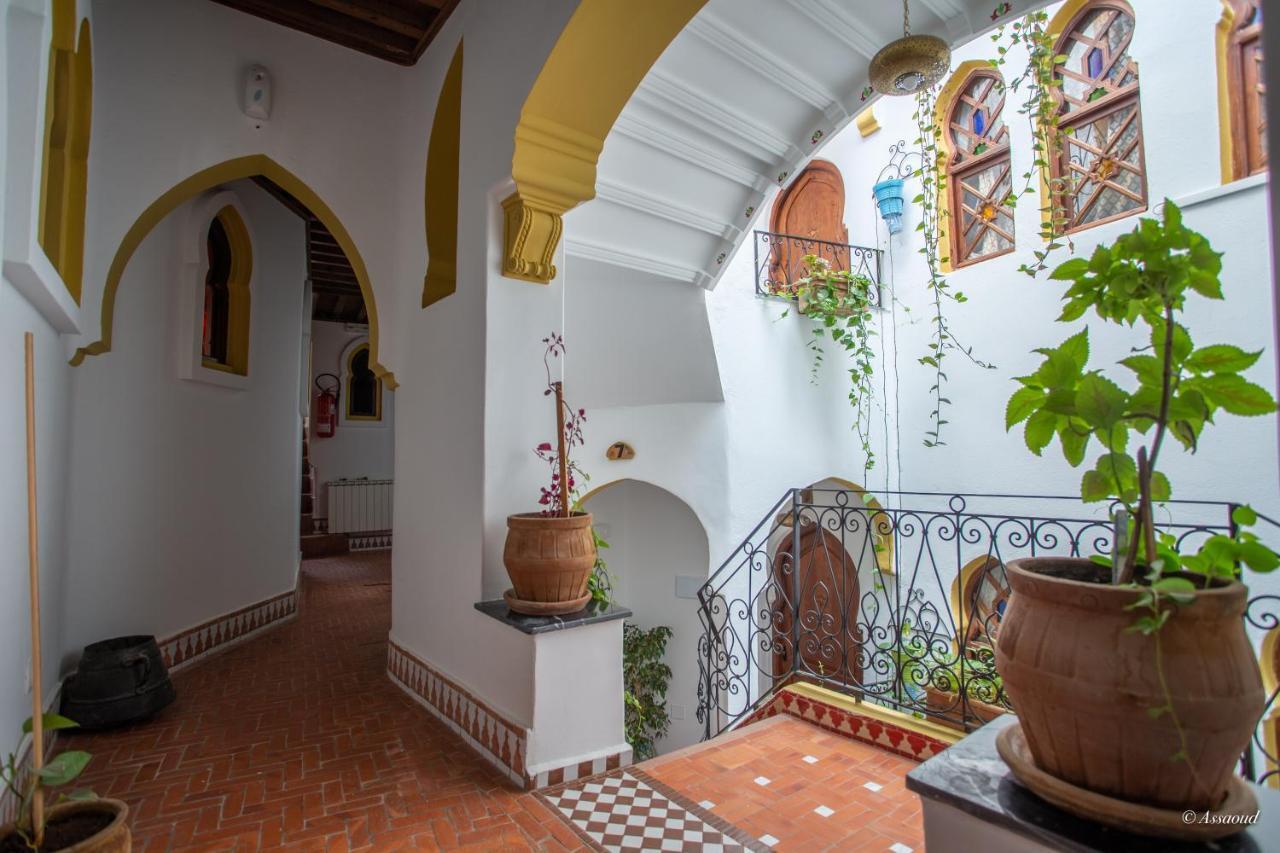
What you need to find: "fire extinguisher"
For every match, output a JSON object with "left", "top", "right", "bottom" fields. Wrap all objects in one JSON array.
[{"left": 314, "top": 373, "right": 339, "bottom": 438}]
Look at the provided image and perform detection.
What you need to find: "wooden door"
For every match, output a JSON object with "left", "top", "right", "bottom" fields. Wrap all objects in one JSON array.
[
  {"left": 771, "top": 523, "right": 862, "bottom": 685},
  {"left": 768, "top": 161, "right": 849, "bottom": 290}
]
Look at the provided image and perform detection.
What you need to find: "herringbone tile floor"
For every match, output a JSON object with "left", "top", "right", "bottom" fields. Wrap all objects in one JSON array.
[{"left": 63, "top": 552, "right": 589, "bottom": 851}]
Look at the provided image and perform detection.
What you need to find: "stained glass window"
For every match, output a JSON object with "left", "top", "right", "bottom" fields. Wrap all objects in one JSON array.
[
  {"left": 1051, "top": 2, "right": 1148, "bottom": 232},
  {"left": 946, "top": 70, "right": 1014, "bottom": 265}
]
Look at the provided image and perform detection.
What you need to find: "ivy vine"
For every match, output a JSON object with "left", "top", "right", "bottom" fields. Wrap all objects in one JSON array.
[
  {"left": 912, "top": 88, "right": 994, "bottom": 449},
  {"left": 783, "top": 254, "right": 881, "bottom": 475},
  {"left": 989, "top": 11, "right": 1074, "bottom": 276}
]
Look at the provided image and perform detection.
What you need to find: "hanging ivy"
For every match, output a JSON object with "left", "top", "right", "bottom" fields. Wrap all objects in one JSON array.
[
  {"left": 912, "top": 88, "right": 994, "bottom": 449},
  {"left": 990, "top": 11, "right": 1074, "bottom": 276},
  {"left": 782, "top": 254, "right": 881, "bottom": 475}
]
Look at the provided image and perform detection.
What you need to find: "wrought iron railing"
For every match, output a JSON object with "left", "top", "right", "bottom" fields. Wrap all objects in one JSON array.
[
  {"left": 753, "top": 230, "right": 883, "bottom": 307},
  {"left": 696, "top": 488, "right": 1280, "bottom": 786}
]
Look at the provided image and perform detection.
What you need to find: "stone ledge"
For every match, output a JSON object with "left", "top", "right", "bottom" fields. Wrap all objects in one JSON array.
[{"left": 473, "top": 598, "right": 631, "bottom": 635}]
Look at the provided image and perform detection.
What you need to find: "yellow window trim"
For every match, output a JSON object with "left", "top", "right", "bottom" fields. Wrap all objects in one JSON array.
[
  {"left": 932, "top": 60, "right": 999, "bottom": 274},
  {"left": 201, "top": 205, "right": 253, "bottom": 377},
  {"left": 423, "top": 40, "right": 463, "bottom": 308},
  {"left": 1217, "top": 1, "right": 1238, "bottom": 185},
  {"left": 38, "top": 7, "right": 92, "bottom": 304},
  {"left": 69, "top": 154, "right": 396, "bottom": 389},
  {"left": 1263, "top": 628, "right": 1279, "bottom": 788},
  {"left": 345, "top": 343, "right": 382, "bottom": 422}
]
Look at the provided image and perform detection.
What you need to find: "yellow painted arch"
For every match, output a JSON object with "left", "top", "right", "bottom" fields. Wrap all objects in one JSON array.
[{"left": 71, "top": 154, "right": 397, "bottom": 388}]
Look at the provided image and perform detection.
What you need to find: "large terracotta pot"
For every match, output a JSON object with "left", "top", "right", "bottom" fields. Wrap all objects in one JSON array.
[
  {"left": 995, "top": 557, "right": 1262, "bottom": 810},
  {"left": 0, "top": 798, "right": 130, "bottom": 852},
  {"left": 503, "top": 512, "right": 597, "bottom": 614}
]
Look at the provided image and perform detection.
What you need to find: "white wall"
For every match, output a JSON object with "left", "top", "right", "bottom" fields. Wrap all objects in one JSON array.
[
  {"left": 585, "top": 480, "right": 712, "bottom": 753},
  {"left": 309, "top": 321, "right": 395, "bottom": 519},
  {"left": 64, "top": 180, "right": 305, "bottom": 652}
]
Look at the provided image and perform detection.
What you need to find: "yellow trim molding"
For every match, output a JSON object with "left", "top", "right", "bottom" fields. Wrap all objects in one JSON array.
[
  {"left": 949, "top": 555, "right": 1002, "bottom": 637},
  {"left": 39, "top": 6, "right": 92, "bottom": 303},
  {"left": 932, "top": 60, "right": 996, "bottom": 274},
  {"left": 205, "top": 205, "right": 253, "bottom": 376},
  {"left": 1262, "top": 627, "right": 1279, "bottom": 789},
  {"left": 505, "top": 0, "right": 708, "bottom": 283},
  {"left": 423, "top": 40, "right": 463, "bottom": 308},
  {"left": 345, "top": 343, "right": 383, "bottom": 421},
  {"left": 784, "top": 682, "right": 963, "bottom": 745},
  {"left": 71, "top": 154, "right": 397, "bottom": 388},
  {"left": 855, "top": 108, "right": 880, "bottom": 138},
  {"left": 807, "top": 477, "right": 894, "bottom": 575},
  {"left": 1216, "top": 0, "right": 1237, "bottom": 185}
]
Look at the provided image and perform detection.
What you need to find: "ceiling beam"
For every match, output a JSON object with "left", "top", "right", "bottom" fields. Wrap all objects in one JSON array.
[
  {"left": 612, "top": 113, "right": 770, "bottom": 192},
  {"left": 687, "top": 15, "right": 839, "bottom": 114},
  {"left": 783, "top": 0, "right": 882, "bottom": 59}
]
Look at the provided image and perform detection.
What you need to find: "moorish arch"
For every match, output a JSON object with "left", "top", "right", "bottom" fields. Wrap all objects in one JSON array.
[{"left": 70, "top": 154, "right": 396, "bottom": 387}]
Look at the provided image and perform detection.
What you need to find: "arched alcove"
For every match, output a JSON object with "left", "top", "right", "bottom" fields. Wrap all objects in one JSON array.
[{"left": 580, "top": 478, "right": 711, "bottom": 754}]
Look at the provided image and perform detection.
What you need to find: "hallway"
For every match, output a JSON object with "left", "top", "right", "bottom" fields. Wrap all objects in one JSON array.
[{"left": 63, "top": 553, "right": 582, "bottom": 851}]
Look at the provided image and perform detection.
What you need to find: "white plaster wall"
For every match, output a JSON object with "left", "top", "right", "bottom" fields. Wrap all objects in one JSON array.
[
  {"left": 584, "top": 480, "right": 712, "bottom": 753},
  {"left": 309, "top": 321, "right": 395, "bottom": 519},
  {"left": 64, "top": 180, "right": 305, "bottom": 652}
]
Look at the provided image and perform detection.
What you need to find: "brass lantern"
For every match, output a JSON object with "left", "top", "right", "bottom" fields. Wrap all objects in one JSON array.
[{"left": 869, "top": 0, "right": 951, "bottom": 96}]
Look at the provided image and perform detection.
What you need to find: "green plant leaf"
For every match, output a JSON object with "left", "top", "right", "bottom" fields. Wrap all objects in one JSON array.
[
  {"left": 1058, "top": 423, "right": 1089, "bottom": 467},
  {"left": 35, "top": 752, "right": 91, "bottom": 787},
  {"left": 1075, "top": 373, "right": 1128, "bottom": 430},
  {"left": 1081, "top": 468, "right": 1112, "bottom": 503},
  {"left": 1005, "top": 386, "right": 1044, "bottom": 429},
  {"left": 1233, "top": 505, "right": 1259, "bottom": 527},
  {"left": 1024, "top": 409, "right": 1056, "bottom": 455},
  {"left": 1186, "top": 344, "right": 1262, "bottom": 374},
  {"left": 1198, "top": 374, "right": 1277, "bottom": 416},
  {"left": 21, "top": 714, "right": 79, "bottom": 736},
  {"left": 1119, "top": 354, "right": 1161, "bottom": 386},
  {"left": 1049, "top": 257, "right": 1089, "bottom": 280},
  {"left": 1149, "top": 471, "right": 1172, "bottom": 501}
]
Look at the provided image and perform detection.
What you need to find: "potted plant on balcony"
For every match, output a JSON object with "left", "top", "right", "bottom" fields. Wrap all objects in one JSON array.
[
  {"left": 502, "top": 333, "right": 598, "bottom": 616},
  {"left": 1000, "top": 200, "right": 1277, "bottom": 836}
]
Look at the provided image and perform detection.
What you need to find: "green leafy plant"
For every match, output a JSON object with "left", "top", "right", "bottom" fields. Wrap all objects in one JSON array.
[
  {"left": 1005, "top": 199, "right": 1277, "bottom": 583},
  {"left": 912, "top": 88, "right": 995, "bottom": 449},
  {"left": 586, "top": 526, "right": 613, "bottom": 608},
  {"left": 989, "top": 11, "right": 1074, "bottom": 276},
  {"left": 2, "top": 714, "right": 93, "bottom": 850},
  {"left": 783, "top": 254, "right": 880, "bottom": 472},
  {"left": 622, "top": 623, "right": 673, "bottom": 761},
  {"left": 1004, "top": 201, "right": 1279, "bottom": 788}
]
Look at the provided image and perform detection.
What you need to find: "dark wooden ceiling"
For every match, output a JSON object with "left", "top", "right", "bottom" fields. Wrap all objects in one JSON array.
[
  {"left": 211, "top": 0, "right": 461, "bottom": 65},
  {"left": 253, "top": 176, "right": 368, "bottom": 325}
]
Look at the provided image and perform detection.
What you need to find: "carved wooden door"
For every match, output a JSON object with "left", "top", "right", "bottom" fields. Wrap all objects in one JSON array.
[
  {"left": 771, "top": 523, "right": 862, "bottom": 686},
  {"left": 768, "top": 160, "right": 849, "bottom": 291}
]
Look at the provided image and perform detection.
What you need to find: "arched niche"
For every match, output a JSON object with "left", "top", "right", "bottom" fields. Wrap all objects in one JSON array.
[
  {"left": 579, "top": 478, "right": 711, "bottom": 754},
  {"left": 71, "top": 154, "right": 396, "bottom": 388}
]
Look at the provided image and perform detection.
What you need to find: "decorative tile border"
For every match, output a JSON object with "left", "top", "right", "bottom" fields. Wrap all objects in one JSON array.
[
  {"left": 348, "top": 531, "right": 392, "bottom": 551},
  {"left": 740, "top": 684, "right": 954, "bottom": 763},
  {"left": 159, "top": 588, "right": 298, "bottom": 673},
  {"left": 386, "top": 639, "right": 631, "bottom": 790}
]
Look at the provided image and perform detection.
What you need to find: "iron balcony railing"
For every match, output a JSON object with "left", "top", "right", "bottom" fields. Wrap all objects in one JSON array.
[
  {"left": 752, "top": 230, "right": 883, "bottom": 307},
  {"left": 695, "top": 488, "right": 1280, "bottom": 786}
]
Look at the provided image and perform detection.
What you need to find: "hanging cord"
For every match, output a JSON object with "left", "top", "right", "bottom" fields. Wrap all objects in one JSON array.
[
  {"left": 886, "top": 223, "right": 904, "bottom": 496},
  {"left": 903, "top": 0, "right": 911, "bottom": 36}
]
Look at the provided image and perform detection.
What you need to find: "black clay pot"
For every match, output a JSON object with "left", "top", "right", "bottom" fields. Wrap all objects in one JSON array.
[{"left": 61, "top": 635, "right": 176, "bottom": 729}]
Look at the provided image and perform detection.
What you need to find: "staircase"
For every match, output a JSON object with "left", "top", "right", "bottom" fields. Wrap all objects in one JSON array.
[{"left": 299, "top": 425, "right": 348, "bottom": 560}]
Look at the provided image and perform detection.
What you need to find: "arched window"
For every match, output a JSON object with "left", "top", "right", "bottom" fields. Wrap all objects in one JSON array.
[
  {"left": 945, "top": 69, "right": 1014, "bottom": 266},
  {"left": 346, "top": 344, "right": 382, "bottom": 421},
  {"left": 39, "top": 6, "right": 92, "bottom": 303},
  {"left": 1050, "top": 1, "right": 1148, "bottom": 233},
  {"left": 201, "top": 207, "right": 251, "bottom": 375},
  {"left": 1223, "top": 1, "right": 1266, "bottom": 179}
]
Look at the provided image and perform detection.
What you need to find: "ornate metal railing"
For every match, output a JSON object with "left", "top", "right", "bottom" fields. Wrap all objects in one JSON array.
[
  {"left": 753, "top": 230, "right": 883, "bottom": 307},
  {"left": 696, "top": 488, "right": 1280, "bottom": 786}
]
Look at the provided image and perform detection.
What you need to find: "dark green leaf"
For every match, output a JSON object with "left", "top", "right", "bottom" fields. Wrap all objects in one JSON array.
[{"left": 36, "top": 752, "right": 91, "bottom": 787}]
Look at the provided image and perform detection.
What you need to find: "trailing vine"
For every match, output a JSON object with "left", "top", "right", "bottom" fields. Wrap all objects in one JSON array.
[
  {"left": 989, "top": 11, "right": 1074, "bottom": 276},
  {"left": 785, "top": 254, "right": 880, "bottom": 474},
  {"left": 912, "top": 88, "right": 994, "bottom": 449}
]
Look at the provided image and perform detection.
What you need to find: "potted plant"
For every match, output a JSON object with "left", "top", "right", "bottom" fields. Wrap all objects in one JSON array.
[
  {"left": 921, "top": 650, "right": 1008, "bottom": 732},
  {"left": 1000, "top": 201, "right": 1276, "bottom": 828},
  {"left": 502, "top": 333, "right": 598, "bottom": 615},
  {"left": 1, "top": 714, "right": 128, "bottom": 852},
  {"left": 623, "top": 624, "right": 673, "bottom": 761}
]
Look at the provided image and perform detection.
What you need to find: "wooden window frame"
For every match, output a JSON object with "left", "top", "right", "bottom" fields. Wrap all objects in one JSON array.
[
  {"left": 1050, "top": 1, "right": 1149, "bottom": 235},
  {"left": 1226, "top": 0, "right": 1267, "bottom": 179},
  {"left": 200, "top": 206, "right": 252, "bottom": 377},
  {"left": 946, "top": 70, "right": 1015, "bottom": 268}
]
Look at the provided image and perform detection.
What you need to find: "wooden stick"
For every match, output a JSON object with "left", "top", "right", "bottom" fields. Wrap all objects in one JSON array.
[
  {"left": 24, "top": 332, "right": 45, "bottom": 843},
  {"left": 554, "top": 382, "right": 569, "bottom": 518}
]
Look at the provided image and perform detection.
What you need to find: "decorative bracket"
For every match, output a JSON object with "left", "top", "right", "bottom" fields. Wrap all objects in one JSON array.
[{"left": 501, "top": 192, "right": 563, "bottom": 284}]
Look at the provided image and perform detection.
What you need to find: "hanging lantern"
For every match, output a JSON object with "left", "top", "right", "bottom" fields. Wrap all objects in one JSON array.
[
  {"left": 872, "top": 179, "right": 906, "bottom": 234},
  {"left": 869, "top": 0, "right": 951, "bottom": 96}
]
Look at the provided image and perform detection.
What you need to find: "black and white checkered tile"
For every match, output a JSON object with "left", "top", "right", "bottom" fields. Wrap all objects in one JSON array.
[{"left": 543, "top": 771, "right": 748, "bottom": 851}]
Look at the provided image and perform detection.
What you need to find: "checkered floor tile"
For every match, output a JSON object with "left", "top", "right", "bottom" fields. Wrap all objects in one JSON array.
[{"left": 542, "top": 771, "right": 756, "bottom": 851}]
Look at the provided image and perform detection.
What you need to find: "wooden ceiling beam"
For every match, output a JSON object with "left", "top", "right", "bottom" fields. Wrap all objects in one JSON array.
[
  {"left": 209, "top": 0, "right": 419, "bottom": 64},
  {"left": 297, "top": 0, "right": 429, "bottom": 38}
]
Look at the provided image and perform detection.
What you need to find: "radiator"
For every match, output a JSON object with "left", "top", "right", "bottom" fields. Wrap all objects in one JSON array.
[{"left": 327, "top": 478, "right": 394, "bottom": 535}]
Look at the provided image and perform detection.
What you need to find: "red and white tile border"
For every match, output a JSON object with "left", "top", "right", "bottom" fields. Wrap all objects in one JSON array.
[
  {"left": 385, "top": 639, "right": 631, "bottom": 790},
  {"left": 740, "top": 682, "right": 956, "bottom": 762},
  {"left": 158, "top": 588, "right": 298, "bottom": 673}
]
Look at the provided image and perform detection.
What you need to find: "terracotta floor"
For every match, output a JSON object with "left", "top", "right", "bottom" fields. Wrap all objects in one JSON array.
[{"left": 62, "top": 552, "right": 924, "bottom": 851}]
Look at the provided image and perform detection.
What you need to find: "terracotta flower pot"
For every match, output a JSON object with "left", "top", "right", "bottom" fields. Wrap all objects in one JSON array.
[
  {"left": 503, "top": 512, "right": 597, "bottom": 614},
  {"left": 0, "top": 798, "right": 130, "bottom": 852},
  {"left": 922, "top": 684, "right": 1008, "bottom": 733},
  {"left": 995, "top": 557, "right": 1263, "bottom": 811}
]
